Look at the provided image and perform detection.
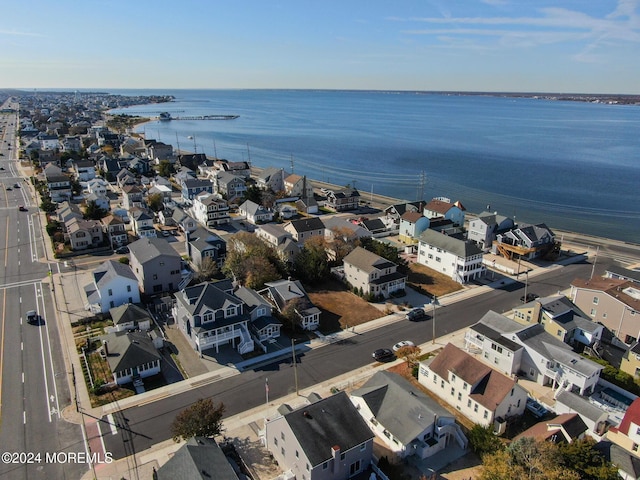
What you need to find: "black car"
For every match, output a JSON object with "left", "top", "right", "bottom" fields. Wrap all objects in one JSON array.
[
  {"left": 405, "top": 307, "right": 427, "bottom": 321},
  {"left": 115, "top": 246, "right": 129, "bottom": 254},
  {"left": 372, "top": 348, "right": 395, "bottom": 362},
  {"left": 520, "top": 293, "right": 539, "bottom": 303}
]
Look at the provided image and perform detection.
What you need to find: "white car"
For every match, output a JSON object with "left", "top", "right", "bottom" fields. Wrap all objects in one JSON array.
[{"left": 392, "top": 340, "right": 415, "bottom": 352}]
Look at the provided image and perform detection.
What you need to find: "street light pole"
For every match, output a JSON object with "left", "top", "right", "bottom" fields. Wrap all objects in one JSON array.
[{"left": 432, "top": 295, "right": 437, "bottom": 345}]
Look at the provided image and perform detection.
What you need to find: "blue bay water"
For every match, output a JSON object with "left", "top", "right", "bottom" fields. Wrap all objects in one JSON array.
[{"left": 109, "top": 90, "right": 640, "bottom": 243}]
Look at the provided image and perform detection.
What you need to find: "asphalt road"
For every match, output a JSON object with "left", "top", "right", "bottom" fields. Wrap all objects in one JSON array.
[
  {"left": 0, "top": 102, "right": 86, "bottom": 480},
  {"left": 102, "top": 257, "right": 612, "bottom": 459}
]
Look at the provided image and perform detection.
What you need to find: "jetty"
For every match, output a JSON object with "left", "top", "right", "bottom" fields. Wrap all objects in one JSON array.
[{"left": 157, "top": 112, "right": 238, "bottom": 121}]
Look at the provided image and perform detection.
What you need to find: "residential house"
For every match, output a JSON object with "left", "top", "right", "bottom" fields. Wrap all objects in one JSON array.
[
  {"left": 61, "top": 135, "right": 82, "bottom": 153},
  {"left": 494, "top": 223, "right": 558, "bottom": 261},
  {"left": 263, "top": 391, "right": 374, "bottom": 480},
  {"left": 283, "top": 217, "right": 325, "bottom": 245},
  {"left": 83, "top": 260, "right": 140, "bottom": 314},
  {"left": 172, "top": 280, "right": 254, "bottom": 354},
  {"left": 351, "top": 371, "right": 467, "bottom": 462},
  {"left": 423, "top": 197, "right": 466, "bottom": 227},
  {"left": 156, "top": 437, "right": 240, "bottom": 480},
  {"left": 467, "top": 211, "right": 515, "bottom": 251},
  {"left": 419, "top": 343, "right": 528, "bottom": 431},
  {"left": 56, "top": 201, "right": 83, "bottom": 225},
  {"left": 398, "top": 211, "right": 430, "bottom": 244},
  {"left": 181, "top": 178, "right": 213, "bottom": 203},
  {"left": 211, "top": 171, "right": 247, "bottom": 200},
  {"left": 147, "top": 184, "right": 173, "bottom": 206},
  {"left": 239, "top": 199, "right": 273, "bottom": 224},
  {"left": 605, "top": 263, "right": 640, "bottom": 285},
  {"left": 102, "top": 215, "right": 128, "bottom": 247},
  {"left": 171, "top": 207, "right": 198, "bottom": 233},
  {"left": 102, "top": 331, "right": 161, "bottom": 385},
  {"left": 514, "top": 414, "right": 588, "bottom": 444},
  {"left": 416, "top": 229, "right": 485, "bottom": 284},
  {"left": 606, "top": 399, "right": 640, "bottom": 456},
  {"left": 512, "top": 294, "right": 603, "bottom": 348},
  {"left": 464, "top": 311, "right": 604, "bottom": 396},
  {"left": 594, "top": 440, "right": 640, "bottom": 480},
  {"left": 213, "top": 159, "right": 251, "bottom": 179},
  {"left": 146, "top": 140, "right": 173, "bottom": 162},
  {"left": 115, "top": 168, "right": 137, "bottom": 190},
  {"left": 383, "top": 201, "right": 426, "bottom": 230},
  {"left": 173, "top": 167, "right": 197, "bottom": 184},
  {"left": 359, "top": 218, "right": 387, "bottom": 236},
  {"left": 234, "top": 286, "right": 282, "bottom": 343},
  {"left": 570, "top": 277, "right": 640, "bottom": 345},
  {"left": 131, "top": 209, "right": 157, "bottom": 238},
  {"left": 108, "top": 303, "right": 152, "bottom": 333},
  {"left": 295, "top": 196, "right": 319, "bottom": 215},
  {"left": 256, "top": 167, "right": 285, "bottom": 192},
  {"left": 128, "top": 237, "right": 182, "bottom": 295},
  {"left": 261, "top": 279, "right": 321, "bottom": 331},
  {"left": 255, "top": 224, "right": 300, "bottom": 264},
  {"left": 86, "top": 177, "right": 109, "bottom": 197},
  {"left": 621, "top": 342, "right": 640, "bottom": 379},
  {"left": 185, "top": 227, "right": 227, "bottom": 270},
  {"left": 192, "top": 193, "right": 230, "bottom": 228},
  {"left": 127, "top": 157, "right": 151, "bottom": 175},
  {"left": 325, "top": 187, "right": 360, "bottom": 212},
  {"left": 43, "top": 164, "right": 72, "bottom": 203},
  {"left": 176, "top": 153, "right": 207, "bottom": 171},
  {"left": 322, "top": 217, "right": 371, "bottom": 243},
  {"left": 554, "top": 390, "right": 609, "bottom": 439},
  {"left": 343, "top": 247, "right": 407, "bottom": 299},
  {"left": 119, "top": 137, "right": 146, "bottom": 157},
  {"left": 73, "top": 160, "right": 96, "bottom": 182},
  {"left": 66, "top": 217, "right": 104, "bottom": 251},
  {"left": 284, "top": 174, "right": 314, "bottom": 199},
  {"left": 121, "top": 184, "right": 145, "bottom": 210},
  {"left": 85, "top": 192, "right": 110, "bottom": 212},
  {"left": 38, "top": 133, "right": 59, "bottom": 150}
]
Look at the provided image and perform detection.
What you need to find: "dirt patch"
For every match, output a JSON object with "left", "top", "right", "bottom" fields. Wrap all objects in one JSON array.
[
  {"left": 406, "top": 262, "right": 463, "bottom": 298},
  {"left": 307, "top": 279, "right": 386, "bottom": 332}
]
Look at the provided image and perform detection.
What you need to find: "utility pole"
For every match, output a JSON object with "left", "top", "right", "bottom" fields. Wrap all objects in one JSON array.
[
  {"left": 590, "top": 246, "right": 599, "bottom": 280},
  {"left": 292, "top": 338, "right": 299, "bottom": 395},
  {"left": 290, "top": 154, "right": 294, "bottom": 174},
  {"left": 432, "top": 296, "right": 438, "bottom": 345}
]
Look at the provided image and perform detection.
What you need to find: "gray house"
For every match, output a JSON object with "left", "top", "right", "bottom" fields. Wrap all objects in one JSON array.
[
  {"left": 467, "top": 211, "right": 515, "bottom": 251},
  {"left": 261, "top": 279, "right": 321, "bottom": 331},
  {"left": 185, "top": 227, "right": 227, "bottom": 270},
  {"left": 102, "top": 331, "right": 161, "bottom": 385},
  {"left": 263, "top": 391, "right": 374, "bottom": 480},
  {"left": 350, "top": 371, "right": 467, "bottom": 463},
  {"left": 156, "top": 437, "right": 239, "bottom": 480},
  {"left": 343, "top": 247, "right": 407, "bottom": 299},
  {"left": 128, "top": 237, "right": 182, "bottom": 295}
]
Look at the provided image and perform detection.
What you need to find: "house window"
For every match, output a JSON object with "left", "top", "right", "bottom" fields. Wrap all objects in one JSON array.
[
  {"left": 360, "top": 443, "right": 366, "bottom": 451},
  {"left": 517, "top": 399, "right": 521, "bottom": 407},
  {"left": 451, "top": 387, "right": 455, "bottom": 396},
  {"left": 634, "top": 444, "right": 639, "bottom": 452},
  {"left": 441, "top": 380, "right": 444, "bottom": 389},
  {"left": 281, "top": 447, "right": 285, "bottom": 456},
  {"left": 474, "top": 404, "right": 478, "bottom": 413},
  {"left": 127, "top": 285, "right": 131, "bottom": 292},
  {"left": 590, "top": 308, "right": 596, "bottom": 316},
  {"left": 340, "top": 453, "right": 346, "bottom": 461},
  {"left": 458, "top": 392, "right": 462, "bottom": 401},
  {"left": 108, "top": 289, "right": 113, "bottom": 296},
  {"left": 593, "top": 297, "right": 599, "bottom": 304},
  {"left": 295, "top": 450, "right": 299, "bottom": 458},
  {"left": 484, "top": 410, "right": 489, "bottom": 419},
  {"left": 153, "top": 274, "right": 158, "bottom": 280},
  {"left": 463, "top": 383, "right": 467, "bottom": 390},
  {"left": 467, "top": 399, "right": 471, "bottom": 408},
  {"left": 451, "top": 373, "right": 456, "bottom": 381},
  {"left": 323, "top": 462, "right": 328, "bottom": 470},
  {"left": 281, "top": 432, "right": 285, "bottom": 441},
  {"left": 436, "top": 257, "right": 441, "bottom": 262},
  {"left": 557, "top": 330, "right": 562, "bottom": 336}
]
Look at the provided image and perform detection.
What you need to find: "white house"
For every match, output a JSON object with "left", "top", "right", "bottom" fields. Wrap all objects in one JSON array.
[
  {"left": 238, "top": 199, "right": 273, "bottom": 224},
  {"left": 418, "top": 343, "right": 528, "bottom": 432},
  {"left": 417, "top": 229, "right": 485, "bottom": 284},
  {"left": 84, "top": 260, "right": 140, "bottom": 314},
  {"left": 192, "top": 193, "right": 230, "bottom": 228}
]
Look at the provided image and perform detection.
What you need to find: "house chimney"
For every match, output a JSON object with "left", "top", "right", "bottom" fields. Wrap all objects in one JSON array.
[
  {"left": 103, "top": 341, "right": 109, "bottom": 356},
  {"left": 332, "top": 445, "right": 342, "bottom": 474}
]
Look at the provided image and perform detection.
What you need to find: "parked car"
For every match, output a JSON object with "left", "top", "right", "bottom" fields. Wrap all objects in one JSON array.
[
  {"left": 13, "top": 183, "right": 20, "bottom": 188},
  {"left": 372, "top": 348, "right": 395, "bottom": 362},
  {"left": 526, "top": 398, "right": 548, "bottom": 418},
  {"left": 18, "top": 205, "right": 27, "bottom": 212},
  {"left": 392, "top": 340, "right": 415, "bottom": 352},
  {"left": 115, "top": 246, "right": 129, "bottom": 254},
  {"left": 26, "top": 310, "right": 39, "bottom": 324},
  {"left": 520, "top": 293, "right": 539, "bottom": 303},
  {"left": 161, "top": 230, "right": 170, "bottom": 237},
  {"left": 405, "top": 307, "right": 427, "bottom": 321}
]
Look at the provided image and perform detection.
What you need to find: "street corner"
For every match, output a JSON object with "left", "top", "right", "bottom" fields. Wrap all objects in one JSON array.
[{"left": 60, "top": 404, "right": 84, "bottom": 425}]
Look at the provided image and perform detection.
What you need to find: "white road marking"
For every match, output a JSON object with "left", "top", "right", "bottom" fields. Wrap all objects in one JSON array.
[{"left": 107, "top": 414, "right": 118, "bottom": 435}]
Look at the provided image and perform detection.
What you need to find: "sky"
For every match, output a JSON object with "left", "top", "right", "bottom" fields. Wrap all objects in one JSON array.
[{"left": 1, "top": 0, "right": 639, "bottom": 94}]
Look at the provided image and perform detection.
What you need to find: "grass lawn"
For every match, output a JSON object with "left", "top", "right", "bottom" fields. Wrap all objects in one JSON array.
[
  {"left": 307, "top": 279, "right": 385, "bottom": 333},
  {"left": 406, "top": 261, "right": 464, "bottom": 298}
]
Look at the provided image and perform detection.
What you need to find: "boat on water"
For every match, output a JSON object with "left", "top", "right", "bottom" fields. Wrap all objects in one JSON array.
[
  {"left": 159, "top": 112, "right": 172, "bottom": 121},
  {"left": 187, "top": 135, "right": 193, "bottom": 140}
]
